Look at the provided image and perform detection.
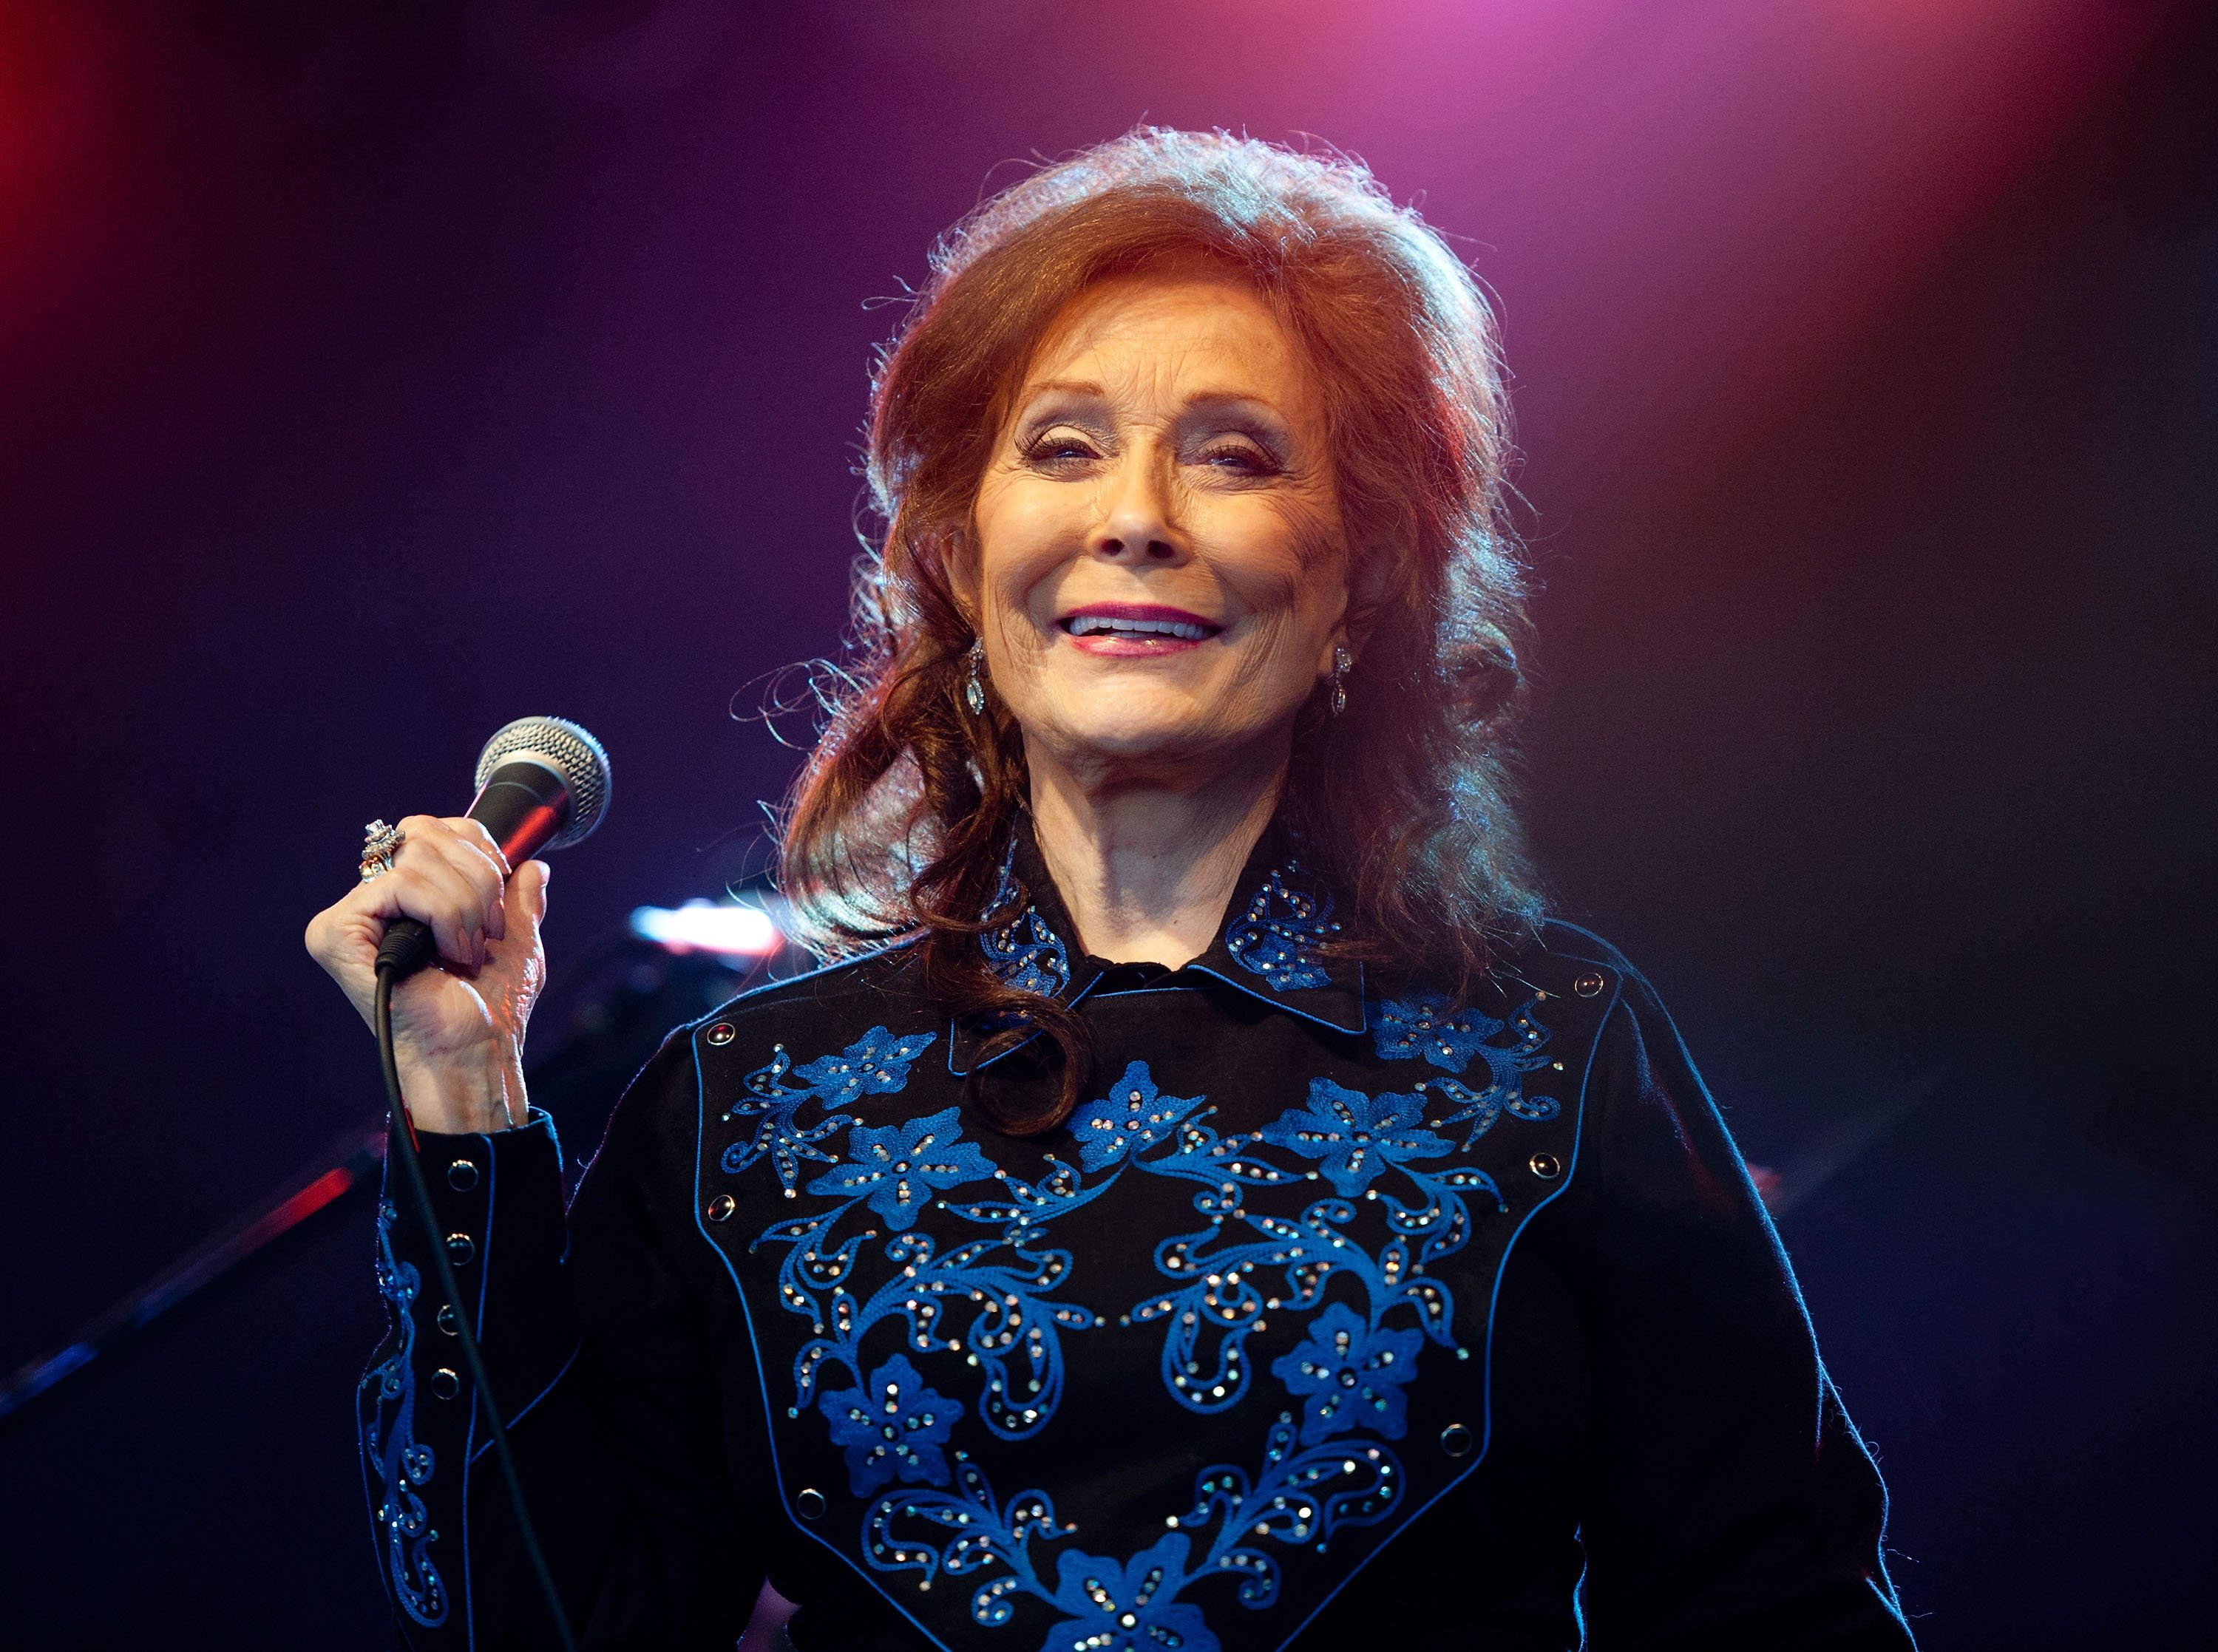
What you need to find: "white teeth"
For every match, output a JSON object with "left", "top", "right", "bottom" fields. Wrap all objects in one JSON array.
[{"left": 1067, "top": 615, "right": 1210, "bottom": 640}]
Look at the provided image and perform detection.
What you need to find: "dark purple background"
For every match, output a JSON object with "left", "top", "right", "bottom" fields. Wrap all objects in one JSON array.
[{"left": 1, "top": 2, "right": 2211, "bottom": 1645}]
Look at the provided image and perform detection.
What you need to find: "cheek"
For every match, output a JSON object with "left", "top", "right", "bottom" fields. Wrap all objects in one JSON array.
[
  {"left": 974, "top": 480, "right": 1078, "bottom": 633},
  {"left": 1207, "top": 498, "right": 1345, "bottom": 639}
]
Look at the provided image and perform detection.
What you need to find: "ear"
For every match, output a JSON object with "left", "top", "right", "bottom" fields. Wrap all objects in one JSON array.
[
  {"left": 1316, "top": 538, "right": 1388, "bottom": 679},
  {"left": 937, "top": 527, "right": 983, "bottom": 633},
  {"left": 1329, "top": 527, "right": 1411, "bottom": 672}
]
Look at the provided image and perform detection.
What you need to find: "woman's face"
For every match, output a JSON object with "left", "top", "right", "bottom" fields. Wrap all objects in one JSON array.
[{"left": 969, "top": 274, "right": 1349, "bottom": 781}]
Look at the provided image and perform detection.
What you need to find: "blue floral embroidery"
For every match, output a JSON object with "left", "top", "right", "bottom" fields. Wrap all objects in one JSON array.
[
  {"left": 364, "top": 1199, "right": 446, "bottom": 1628},
  {"left": 1258, "top": 1078, "right": 1451, "bottom": 1197},
  {"left": 1423, "top": 1075, "right": 1561, "bottom": 1151},
  {"left": 1091, "top": 1066, "right": 1519, "bottom": 1415},
  {"left": 864, "top": 1415, "right": 1400, "bottom": 1644},
  {"left": 736, "top": 1038, "right": 1098, "bottom": 1441},
  {"left": 980, "top": 843, "right": 1071, "bottom": 997},
  {"left": 806, "top": 1107, "right": 997, "bottom": 1231},
  {"left": 1371, "top": 992, "right": 1559, "bottom": 1149},
  {"left": 715, "top": 995, "right": 1561, "bottom": 1648},
  {"left": 722, "top": 1026, "right": 938, "bottom": 1196},
  {"left": 1269, "top": 1302, "right": 1424, "bottom": 1444},
  {"left": 1042, "top": 1534, "right": 1218, "bottom": 1652},
  {"left": 1068, "top": 1061, "right": 1211, "bottom": 1172},
  {"left": 1223, "top": 864, "right": 1339, "bottom": 991},
  {"left": 820, "top": 1354, "right": 963, "bottom": 1495},
  {"left": 1371, "top": 995, "right": 1506, "bottom": 1072}
]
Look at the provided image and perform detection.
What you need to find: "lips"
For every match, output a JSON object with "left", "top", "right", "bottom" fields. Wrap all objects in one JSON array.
[{"left": 1057, "top": 604, "right": 1223, "bottom": 645}]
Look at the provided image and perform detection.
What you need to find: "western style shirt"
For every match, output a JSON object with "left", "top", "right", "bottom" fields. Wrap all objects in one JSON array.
[{"left": 360, "top": 832, "right": 1913, "bottom": 1651}]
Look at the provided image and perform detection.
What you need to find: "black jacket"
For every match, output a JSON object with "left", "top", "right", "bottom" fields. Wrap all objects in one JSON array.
[{"left": 360, "top": 835, "right": 1913, "bottom": 1651}]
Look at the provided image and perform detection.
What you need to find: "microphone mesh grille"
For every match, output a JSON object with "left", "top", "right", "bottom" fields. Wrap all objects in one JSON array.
[{"left": 473, "top": 716, "right": 612, "bottom": 851}]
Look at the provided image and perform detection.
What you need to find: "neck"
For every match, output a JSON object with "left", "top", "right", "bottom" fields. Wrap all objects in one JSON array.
[{"left": 1023, "top": 736, "right": 1288, "bottom": 968}]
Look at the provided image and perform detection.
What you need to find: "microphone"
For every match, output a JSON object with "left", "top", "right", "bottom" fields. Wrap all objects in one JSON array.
[{"left": 374, "top": 715, "right": 613, "bottom": 980}]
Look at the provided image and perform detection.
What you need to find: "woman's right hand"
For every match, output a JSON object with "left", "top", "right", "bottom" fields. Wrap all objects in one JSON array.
[{"left": 305, "top": 814, "right": 550, "bottom": 1135}]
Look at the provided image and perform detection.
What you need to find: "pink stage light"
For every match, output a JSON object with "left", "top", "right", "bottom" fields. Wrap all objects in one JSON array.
[{"left": 630, "top": 899, "right": 786, "bottom": 959}]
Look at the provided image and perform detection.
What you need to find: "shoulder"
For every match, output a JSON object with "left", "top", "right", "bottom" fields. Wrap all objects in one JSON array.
[
  {"left": 682, "top": 935, "right": 932, "bottom": 1042},
  {"left": 1483, "top": 917, "right": 1649, "bottom": 1012},
  {"left": 1460, "top": 919, "right": 1692, "bottom": 1101},
  {"left": 580, "top": 938, "right": 938, "bottom": 1179},
  {"left": 668, "top": 935, "right": 945, "bottom": 1094}
]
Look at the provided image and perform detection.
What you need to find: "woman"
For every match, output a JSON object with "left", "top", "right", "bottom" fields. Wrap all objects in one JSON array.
[{"left": 308, "top": 130, "right": 1913, "bottom": 1651}]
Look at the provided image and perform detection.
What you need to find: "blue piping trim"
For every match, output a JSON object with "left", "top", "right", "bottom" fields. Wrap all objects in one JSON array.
[
  {"left": 702, "top": 935, "right": 924, "bottom": 1024},
  {"left": 458, "top": 1127, "right": 501, "bottom": 1652},
  {"left": 688, "top": 1032, "right": 963, "bottom": 1652},
  {"left": 469, "top": 1342, "right": 581, "bottom": 1465},
  {"left": 1178, "top": 959, "right": 1369, "bottom": 1036},
  {"left": 943, "top": 972, "right": 1107, "bottom": 1078},
  {"left": 461, "top": 1399, "right": 478, "bottom": 1652}
]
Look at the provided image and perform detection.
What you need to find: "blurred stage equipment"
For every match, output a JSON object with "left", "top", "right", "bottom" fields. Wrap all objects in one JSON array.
[{"left": 0, "top": 914, "right": 788, "bottom": 1427}]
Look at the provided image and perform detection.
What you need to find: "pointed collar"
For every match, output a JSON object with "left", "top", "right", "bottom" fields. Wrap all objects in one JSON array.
[{"left": 949, "top": 818, "right": 1366, "bottom": 1077}]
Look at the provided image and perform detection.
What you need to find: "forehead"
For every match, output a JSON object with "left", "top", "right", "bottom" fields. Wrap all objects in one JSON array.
[{"left": 1019, "top": 274, "right": 1315, "bottom": 408}]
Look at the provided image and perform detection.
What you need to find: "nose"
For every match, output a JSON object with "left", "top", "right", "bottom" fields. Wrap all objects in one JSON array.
[{"left": 1088, "top": 447, "right": 1187, "bottom": 565}]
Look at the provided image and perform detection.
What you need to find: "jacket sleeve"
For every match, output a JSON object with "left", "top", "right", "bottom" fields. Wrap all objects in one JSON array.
[
  {"left": 1550, "top": 959, "right": 1916, "bottom": 1651},
  {"left": 357, "top": 1032, "right": 766, "bottom": 1649}
]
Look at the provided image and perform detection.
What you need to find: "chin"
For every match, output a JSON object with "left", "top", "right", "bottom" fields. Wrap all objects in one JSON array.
[{"left": 1041, "top": 709, "right": 1265, "bottom": 769}]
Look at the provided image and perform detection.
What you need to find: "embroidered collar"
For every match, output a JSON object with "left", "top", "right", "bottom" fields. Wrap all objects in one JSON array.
[{"left": 950, "top": 819, "right": 1366, "bottom": 1075}]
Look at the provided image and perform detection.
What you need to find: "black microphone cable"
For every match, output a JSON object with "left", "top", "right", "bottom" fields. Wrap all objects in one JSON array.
[
  {"left": 376, "top": 965, "right": 579, "bottom": 1652},
  {"left": 362, "top": 715, "right": 608, "bottom": 1649}
]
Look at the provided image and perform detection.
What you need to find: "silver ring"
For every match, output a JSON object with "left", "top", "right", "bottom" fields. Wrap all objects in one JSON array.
[{"left": 360, "top": 818, "right": 406, "bottom": 883}]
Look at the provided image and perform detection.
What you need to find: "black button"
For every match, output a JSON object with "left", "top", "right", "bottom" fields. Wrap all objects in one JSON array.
[
  {"left": 1439, "top": 1422, "right": 1474, "bottom": 1458},
  {"left": 1573, "top": 971, "right": 1606, "bottom": 998},
  {"left": 435, "top": 1304, "right": 459, "bottom": 1337},
  {"left": 795, "top": 1488, "right": 827, "bottom": 1520},
  {"left": 430, "top": 1368, "right": 461, "bottom": 1400},
  {"left": 705, "top": 1022, "right": 736, "bottom": 1047},
  {"left": 445, "top": 1233, "right": 475, "bottom": 1265},
  {"left": 1527, "top": 1152, "right": 1562, "bottom": 1180},
  {"left": 706, "top": 1194, "right": 736, "bottom": 1223},
  {"left": 447, "top": 1158, "right": 479, "bottom": 1192}
]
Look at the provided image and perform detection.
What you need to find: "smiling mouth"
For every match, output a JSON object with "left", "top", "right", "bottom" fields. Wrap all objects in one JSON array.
[{"left": 1059, "top": 608, "right": 1223, "bottom": 642}]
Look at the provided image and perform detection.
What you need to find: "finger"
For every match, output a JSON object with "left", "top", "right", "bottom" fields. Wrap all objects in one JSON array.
[
  {"left": 451, "top": 816, "right": 513, "bottom": 879},
  {"left": 421, "top": 816, "right": 511, "bottom": 945},
  {"left": 385, "top": 849, "right": 491, "bottom": 969}
]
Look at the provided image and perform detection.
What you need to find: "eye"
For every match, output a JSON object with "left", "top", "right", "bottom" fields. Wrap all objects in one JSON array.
[
  {"left": 1195, "top": 439, "right": 1279, "bottom": 477},
  {"left": 1020, "top": 428, "right": 1102, "bottom": 467}
]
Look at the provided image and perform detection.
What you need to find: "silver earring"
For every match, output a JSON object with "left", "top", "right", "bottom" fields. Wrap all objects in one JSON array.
[
  {"left": 1330, "top": 645, "right": 1352, "bottom": 716},
  {"left": 964, "top": 638, "right": 987, "bottom": 716}
]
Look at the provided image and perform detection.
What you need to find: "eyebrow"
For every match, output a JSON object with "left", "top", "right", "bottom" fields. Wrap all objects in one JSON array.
[{"left": 1014, "top": 382, "right": 1294, "bottom": 428}]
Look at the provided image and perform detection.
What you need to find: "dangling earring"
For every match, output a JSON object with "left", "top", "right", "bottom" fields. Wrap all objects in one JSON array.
[
  {"left": 1330, "top": 645, "right": 1352, "bottom": 716},
  {"left": 964, "top": 638, "right": 988, "bottom": 716}
]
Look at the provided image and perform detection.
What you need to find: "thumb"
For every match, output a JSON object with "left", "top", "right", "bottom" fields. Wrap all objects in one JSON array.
[{"left": 509, "top": 858, "right": 552, "bottom": 926}]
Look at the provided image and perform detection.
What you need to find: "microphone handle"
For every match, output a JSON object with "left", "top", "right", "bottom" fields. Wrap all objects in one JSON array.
[{"left": 373, "top": 758, "right": 577, "bottom": 981}]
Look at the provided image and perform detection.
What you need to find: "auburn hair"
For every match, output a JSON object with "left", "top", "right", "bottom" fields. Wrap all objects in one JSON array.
[{"left": 776, "top": 129, "right": 1541, "bottom": 1133}]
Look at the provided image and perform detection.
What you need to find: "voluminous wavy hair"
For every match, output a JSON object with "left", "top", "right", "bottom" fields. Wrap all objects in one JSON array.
[{"left": 778, "top": 129, "right": 1542, "bottom": 1133}]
